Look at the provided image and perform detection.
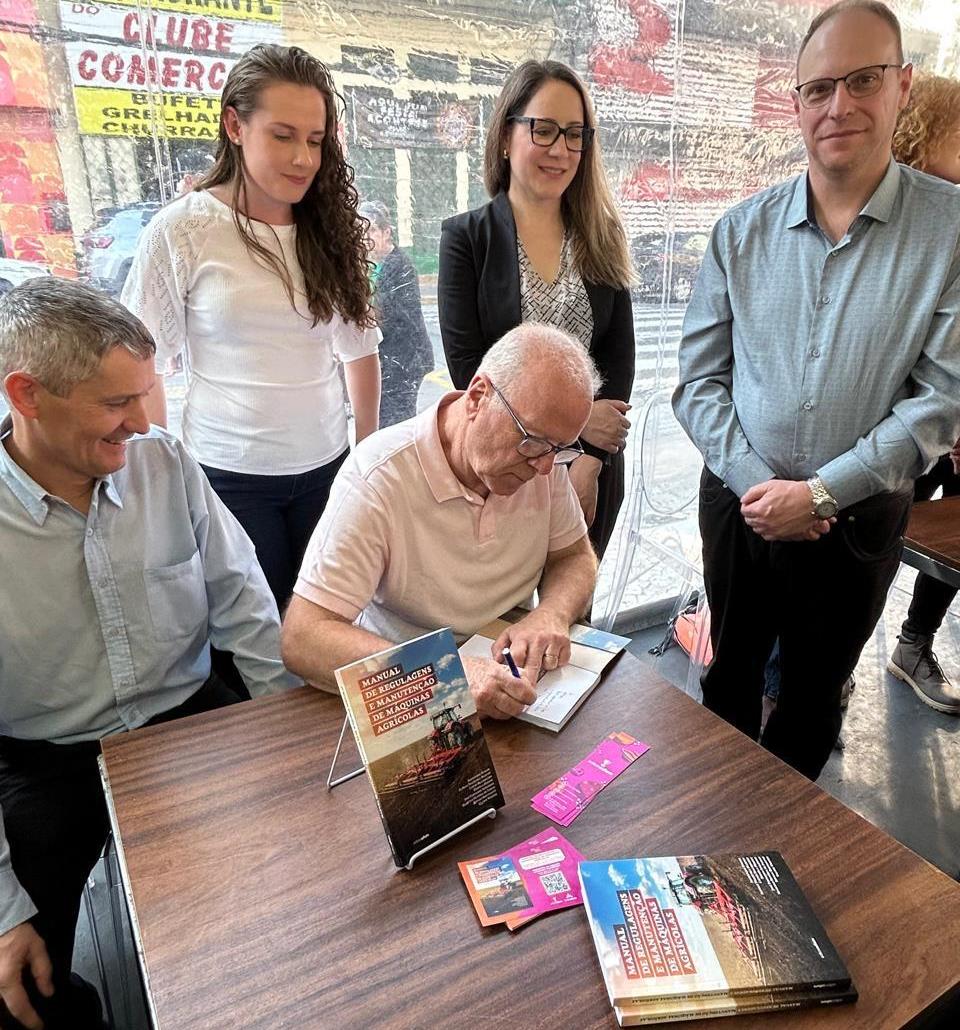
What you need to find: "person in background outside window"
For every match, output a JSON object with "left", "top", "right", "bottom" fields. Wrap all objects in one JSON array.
[
  {"left": 886, "top": 73, "right": 960, "bottom": 715},
  {"left": 438, "top": 60, "right": 635, "bottom": 558},
  {"left": 358, "top": 200, "right": 433, "bottom": 427},
  {"left": 122, "top": 44, "right": 380, "bottom": 612}
]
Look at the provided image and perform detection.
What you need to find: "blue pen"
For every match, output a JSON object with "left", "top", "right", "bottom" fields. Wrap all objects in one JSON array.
[{"left": 502, "top": 647, "right": 521, "bottom": 678}]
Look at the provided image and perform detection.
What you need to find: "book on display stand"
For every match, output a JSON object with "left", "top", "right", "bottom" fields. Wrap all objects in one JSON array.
[{"left": 328, "top": 627, "right": 505, "bottom": 869}]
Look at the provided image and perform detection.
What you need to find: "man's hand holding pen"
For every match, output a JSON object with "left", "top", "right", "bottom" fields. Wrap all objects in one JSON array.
[
  {"left": 492, "top": 609, "right": 570, "bottom": 683},
  {"left": 462, "top": 655, "right": 536, "bottom": 720}
]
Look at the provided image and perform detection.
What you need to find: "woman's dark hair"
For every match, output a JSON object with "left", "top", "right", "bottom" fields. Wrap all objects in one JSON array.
[{"left": 196, "top": 44, "right": 373, "bottom": 328}]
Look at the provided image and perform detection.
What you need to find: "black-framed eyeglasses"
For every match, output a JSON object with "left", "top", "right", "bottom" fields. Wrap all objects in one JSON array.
[
  {"left": 794, "top": 63, "right": 905, "bottom": 109},
  {"left": 507, "top": 116, "right": 595, "bottom": 152},
  {"left": 490, "top": 382, "right": 584, "bottom": 466}
]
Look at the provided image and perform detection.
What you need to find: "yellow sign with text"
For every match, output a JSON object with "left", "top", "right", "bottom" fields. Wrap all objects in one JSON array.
[
  {"left": 75, "top": 86, "right": 222, "bottom": 139},
  {"left": 94, "top": 0, "right": 281, "bottom": 24}
]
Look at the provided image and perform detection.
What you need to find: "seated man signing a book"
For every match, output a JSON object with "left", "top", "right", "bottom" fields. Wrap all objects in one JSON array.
[{"left": 282, "top": 323, "right": 600, "bottom": 719}]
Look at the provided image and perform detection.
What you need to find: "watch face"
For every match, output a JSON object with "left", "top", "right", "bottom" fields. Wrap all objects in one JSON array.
[{"left": 815, "top": 498, "right": 839, "bottom": 519}]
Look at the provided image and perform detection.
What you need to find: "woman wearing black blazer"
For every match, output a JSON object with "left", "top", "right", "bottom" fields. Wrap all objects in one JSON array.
[{"left": 439, "top": 60, "right": 635, "bottom": 557}]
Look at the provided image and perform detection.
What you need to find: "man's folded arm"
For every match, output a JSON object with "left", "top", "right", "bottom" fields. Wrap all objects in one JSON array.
[
  {"left": 537, "top": 533, "right": 598, "bottom": 626},
  {"left": 281, "top": 465, "right": 395, "bottom": 690},
  {"left": 818, "top": 271, "right": 960, "bottom": 509},
  {"left": 282, "top": 598, "right": 391, "bottom": 691}
]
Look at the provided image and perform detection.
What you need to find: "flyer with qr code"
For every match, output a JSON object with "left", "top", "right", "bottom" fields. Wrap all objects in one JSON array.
[
  {"left": 457, "top": 854, "right": 533, "bottom": 927},
  {"left": 502, "top": 828, "right": 587, "bottom": 930},
  {"left": 459, "top": 828, "right": 585, "bottom": 929}
]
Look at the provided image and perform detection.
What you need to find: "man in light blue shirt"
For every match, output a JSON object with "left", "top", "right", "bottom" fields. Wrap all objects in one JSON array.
[
  {"left": 673, "top": 1, "right": 960, "bottom": 780},
  {"left": 0, "top": 278, "right": 298, "bottom": 1029}
]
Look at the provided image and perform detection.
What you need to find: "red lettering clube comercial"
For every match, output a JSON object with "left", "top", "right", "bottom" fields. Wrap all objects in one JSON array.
[
  {"left": 77, "top": 49, "right": 228, "bottom": 92},
  {"left": 122, "top": 13, "right": 235, "bottom": 53}
]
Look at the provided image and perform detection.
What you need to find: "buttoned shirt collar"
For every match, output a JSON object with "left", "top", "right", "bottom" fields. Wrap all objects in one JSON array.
[
  {"left": 0, "top": 415, "right": 123, "bottom": 525},
  {"left": 860, "top": 158, "right": 901, "bottom": 223},
  {"left": 786, "top": 158, "right": 901, "bottom": 230}
]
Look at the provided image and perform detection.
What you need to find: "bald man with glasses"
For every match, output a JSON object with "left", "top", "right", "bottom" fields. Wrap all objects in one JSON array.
[
  {"left": 282, "top": 323, "right": 599, "bottom": 720},
  {"left": 674, "top": 0, "right": 960, "bottom": 780}
]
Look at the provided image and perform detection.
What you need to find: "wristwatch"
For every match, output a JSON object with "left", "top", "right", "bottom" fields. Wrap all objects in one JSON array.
[{"left": 806, "top": 475, "right": 839, "bottom": 519}]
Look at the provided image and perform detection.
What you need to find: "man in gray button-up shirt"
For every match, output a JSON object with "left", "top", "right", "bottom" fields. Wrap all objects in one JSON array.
[
  {"left": 0, "top": 279, "right": 298, "bottom": 1029},
  {"left": 673, "top": 1, "right": 960, "bottom": 780}
]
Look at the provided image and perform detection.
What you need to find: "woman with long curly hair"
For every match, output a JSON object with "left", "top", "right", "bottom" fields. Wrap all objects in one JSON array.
[
  {"left": 438, "top": 60, "right": 635, "bottom": 557},
  {"left": 892, "top": 73, "right": 960, "bottom": 183},
  {"left": 886, "top": 73, "right": 960, "bottom": 715},
  {"left": 123, "top": 44, "right": 380, "bottom": 609}
]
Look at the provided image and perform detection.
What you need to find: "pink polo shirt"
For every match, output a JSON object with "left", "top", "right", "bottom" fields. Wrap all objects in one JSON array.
[{"left": 294, "top": 393, "right": 588, "bottom": 643}]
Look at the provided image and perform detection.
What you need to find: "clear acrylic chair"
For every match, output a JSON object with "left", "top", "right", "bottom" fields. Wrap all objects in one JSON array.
[{"left": 594, "top": 388, "right": 709, "bottom": 699}]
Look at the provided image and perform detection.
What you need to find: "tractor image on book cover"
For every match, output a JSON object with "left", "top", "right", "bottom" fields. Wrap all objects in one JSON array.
[
  {"left": 665, "top": 861, "right": 719, "bottom": 909},
  {"left": 430, "top": 704, "right": 475, "bottom": 751},
  {"left": 667, "top": 859, "right": 761, "bottom": 971},
  {"left": 381, "top": 704, "right": 477, "bottom": 793}
]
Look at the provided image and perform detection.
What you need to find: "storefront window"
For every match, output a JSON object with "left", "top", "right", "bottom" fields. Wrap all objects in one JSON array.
[{"left": 1, "top": 0, "right": 957, "bottom": 621}]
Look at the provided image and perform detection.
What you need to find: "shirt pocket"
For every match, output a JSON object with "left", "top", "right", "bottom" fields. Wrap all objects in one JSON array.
[{"left": 143, "top": 550, "right": 208, "bottom": 642}]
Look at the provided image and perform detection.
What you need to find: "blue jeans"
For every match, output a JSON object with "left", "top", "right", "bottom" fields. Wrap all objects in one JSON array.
[{"left": 202, "top": 450, "right": 348, "bottom": 610}]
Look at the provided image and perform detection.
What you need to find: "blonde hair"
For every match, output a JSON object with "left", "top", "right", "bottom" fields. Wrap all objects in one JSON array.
[
  {"left": 483, "top": 60, "right": 634, "bottom": 291},
  {"left": 892, "top": 74, "right": 960, "bottom": 172}
]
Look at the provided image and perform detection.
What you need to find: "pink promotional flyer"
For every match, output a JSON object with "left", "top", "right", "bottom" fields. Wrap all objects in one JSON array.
[
  {"left": 530, "top": 731, "right": 650, "bottom": 826},
  {"left": 503, "top": 828, "right": 586, "bottom": 929}
]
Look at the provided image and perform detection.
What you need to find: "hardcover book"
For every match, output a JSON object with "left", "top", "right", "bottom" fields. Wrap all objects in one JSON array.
[
  {"left": 335, "top": 628, "right": 505, "bottom": 868},
  {"left": 579, "top": 852, "right": 853, "bottom": 1008},
  {"left": 458, "top": 618, "right": 628, "bottom": 731}
]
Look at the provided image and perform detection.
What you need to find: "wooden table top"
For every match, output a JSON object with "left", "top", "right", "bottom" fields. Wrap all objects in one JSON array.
[
  {"left": 100, "top": 654, "right": 960, "bottom": 1030},
  {"left": 903, "top": 495, "right": 960, "bottom": 587}
]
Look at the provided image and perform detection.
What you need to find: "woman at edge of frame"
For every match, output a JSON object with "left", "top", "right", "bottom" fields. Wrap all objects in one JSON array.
[
  {"left": 122, "top": 43, "right": 380, "bottom": 611},
  {"left": 885, "top": 72, "right": 960, "bottom": 714},
  {"left": 438, "top": 59, "right": 636, "bottom": 559}
]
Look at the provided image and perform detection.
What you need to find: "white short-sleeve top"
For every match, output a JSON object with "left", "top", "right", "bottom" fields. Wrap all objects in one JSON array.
[{"left": 122, "top": 189, "right": 380, "bottom": 475}]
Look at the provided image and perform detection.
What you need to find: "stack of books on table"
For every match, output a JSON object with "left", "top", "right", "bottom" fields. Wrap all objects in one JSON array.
[{"left": 579, "top": 851, "right": 856, "bottom": 1026}]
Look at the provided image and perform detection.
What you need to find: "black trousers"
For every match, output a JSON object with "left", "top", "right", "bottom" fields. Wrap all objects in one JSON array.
[
  {"left": 590, "top": 450, "right": 626, "bottom": 560},
  {"left": 0, "top": 673, "right": 244, "bottom": 1029},
  {"left": 699, "top": 468, "right": 911, "bottom": 781},
  {"left": 903, "top": 455, "right": 960, "bottom": 638}
]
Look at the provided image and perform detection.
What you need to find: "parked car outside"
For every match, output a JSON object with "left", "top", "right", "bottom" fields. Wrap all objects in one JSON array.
[
  {"left": 0, "top": 255, "right": 51, "bottom": 295},
  {"left": 79, "top": 202, "right": 160, "bottom": 296}
]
